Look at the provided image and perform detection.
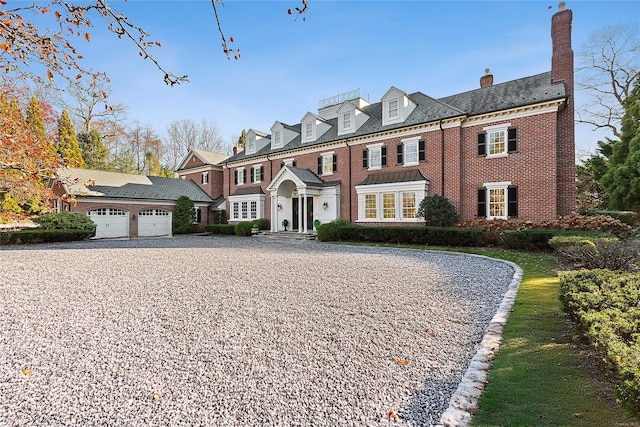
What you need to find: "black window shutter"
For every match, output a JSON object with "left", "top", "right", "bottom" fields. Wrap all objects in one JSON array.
[
  {"left": 260, "top": 167, "right": 264, "bottom": 181},
  {"left": 332, "top": 154, "right": 338, "bottom": 172},
  {"left": 508, "top": 186, "right": 518, "bottom": 218},
  {"left": 317, "top": 156, "right": 322, "bottom": 175},
  {"left": 419, "top": 140, "right": 426, "bottom": 162},
  {"left": 292, "top": 160, "right": 297, "bottom": 167},
  {"left": 478, "top": 132, "right": 487, "bottom": 156},
  {"left": 250, "top": 168, "right": 254, "bottom": 182},
  {"left": 362, "top": 149, "right": 368, "bottom": 168},
  {"left": 280, "top": 161, "right": 285, "bottom": 168},
  {"left": 381, "top": 146, "right": 387, "bottom": 167},
  {"left": 397, "top": 144, "right": 403, "bottom": 164},
  {"left": 508, "top": 127, "right": 518, "bottom": 153},
  {"left": 234, "top": 170, "right": 238, "bottom": 185},
  {"left": 477, "top": 188, "right": 486, "bottom": 217}
]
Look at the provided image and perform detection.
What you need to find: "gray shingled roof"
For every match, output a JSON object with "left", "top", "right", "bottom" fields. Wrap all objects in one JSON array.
[
  {"left": 287, "top": 167, "right": 323, "bottom": 186},
  {"left": 60, "top": 168, "right": 213, "bottom": 203},
  {"left": 224, "top": 71, "right": 564, "bottom": 164},
  {"left": 358, "top": 169, "right": 428, "bottom": 186}
]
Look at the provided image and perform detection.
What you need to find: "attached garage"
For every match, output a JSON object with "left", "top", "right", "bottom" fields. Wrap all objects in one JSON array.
[
  {"left": 88, "top": 208, "right": 129, "bottom": 239},
  {"left": 138, "top": 209, "right": 172, "bottom": 237}
]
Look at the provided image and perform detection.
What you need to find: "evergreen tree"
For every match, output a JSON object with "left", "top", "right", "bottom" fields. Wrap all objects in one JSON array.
[
  {"left": 172, "top": 196, "right": 196, "bottom": 234},
  {"left": 57, "top": 109, "right": 85, "bottom": 168},
  {"left": 25, "top": 96, "right": 46, "bottom": 141},
  {"left": 114, "top": 150, "right": 136, "bottom": 174},
  {"left": 601, "top": 78, "right": 640, "bottom": 211},
  {"left": 78, "top": 130, "right": 109, "bottom": 170}
]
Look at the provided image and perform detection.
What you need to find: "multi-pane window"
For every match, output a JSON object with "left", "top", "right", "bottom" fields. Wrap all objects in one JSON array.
[
  {"left": 201, "top": 172, "right": 208, "bottom": 184},
  {"left": 323, "top": 155, "right": 333, "bottom": 175},
  {"left": 365, "top": 194, "right": 377, "bottom": 219},
  {"left": 246, "top": 136, "right": 255, "bottom": 153},
  {"left": 273, "top": 130, "right": 282, "bottom": 148},
  {"left": 382, "top": 193, "right": 395, "bottom": 219},
  {"left": 233, "top": 202, "right": 239, "bottom": 219},
  {"left": 402, "top": 192, "right": 416, "bottom": 218},
  {"left": 253, "top": 166, "right": 263, "bottom": 183},
  {"left": 235, "top": 169, "right": 245, "bottom": 185},
  {"left": 304, "top": 123, "right": 313, "bottom": 139},
  {"left": 241, "top": 201, "right": 248, "bottom": 219},
  {"left": 388, "top": 99, "right": 399, "bottom": 119},
  {"left": 488, "top": 188, "right": 506, "bottom": 218},
  {"left": 370, "top": 147, "right": 382, "bottom": 169},
  {"left": 250, "top": 201, "right": 257, "bottom": 219},
  {"left": 488, "top": 130, "right": 506, "bottom": 156},
  {"left": 343, "top": 112, "right": 352, "bottom": 130},
  {"left": 404, "top": 141, "right": 418, "bottom": 164}
]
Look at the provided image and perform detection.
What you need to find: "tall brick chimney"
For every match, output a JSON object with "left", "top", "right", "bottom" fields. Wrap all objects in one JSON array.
[
  {"left": 480, "top": 69, "right": 494, "bottom": 88},
  {"left": 551, "top": 1, "right": 576, "bottom": 216}
]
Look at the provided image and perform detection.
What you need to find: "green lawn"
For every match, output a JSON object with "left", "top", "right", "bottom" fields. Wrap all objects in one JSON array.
[{"left": 345, "top": 243, "right": 639, "bottom": 426}]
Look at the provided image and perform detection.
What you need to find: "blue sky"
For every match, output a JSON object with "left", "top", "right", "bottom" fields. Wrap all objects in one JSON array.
[{"left": 51, "top": 0, "right": 640, "bottom": 158}]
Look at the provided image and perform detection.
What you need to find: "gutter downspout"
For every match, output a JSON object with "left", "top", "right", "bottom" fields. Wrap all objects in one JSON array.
[
  {"left": 439, "top": 120, "right": 445, "bottom": 196},
  {"left": 346, "top": 139, "right": 352, "bottom": 222}
]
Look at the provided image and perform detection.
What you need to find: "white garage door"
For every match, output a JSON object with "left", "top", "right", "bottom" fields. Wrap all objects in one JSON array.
[
  {"left": 138, "top": 209, "right": 172, "bottom": 237},
  {"left": 88, "top": 208, "right": 129, "bottom": 239}
]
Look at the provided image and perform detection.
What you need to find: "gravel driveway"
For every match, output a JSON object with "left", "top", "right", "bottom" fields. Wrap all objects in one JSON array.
[{"left": 0, "top": 236, "right": 516, "bottom": 426}]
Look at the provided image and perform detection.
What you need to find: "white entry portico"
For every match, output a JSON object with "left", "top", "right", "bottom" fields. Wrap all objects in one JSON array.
[{"left": 266, "top": 166, "right": 340, "bottom": 233}]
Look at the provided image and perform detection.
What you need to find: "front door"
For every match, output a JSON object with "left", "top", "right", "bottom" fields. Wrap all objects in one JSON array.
[
  {"left": 306, "top": 197, "right": 313, "bottom": 230},
  {"left": 292, "top": 198, "right": 299, "bottom": 230}
]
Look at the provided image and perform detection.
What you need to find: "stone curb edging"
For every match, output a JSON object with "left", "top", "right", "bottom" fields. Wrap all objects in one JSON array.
[{"left": 437, "top": 256, "right": 524, "bottom": 427}]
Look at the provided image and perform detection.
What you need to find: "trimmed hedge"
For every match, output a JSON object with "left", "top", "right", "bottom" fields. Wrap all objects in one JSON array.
[
  {"left": 499, "top": 229, "right": 616, "bottom": 251},
  {"left": 234, "top": 221, "right": 253, "bottom": 237},
  {"left": 560, "top": 270, "right": 640, "bottom": 414},
  {"left": 33, "top": 212, "right": 96, "bottom": 232},
  {"left": 0, "top": 229, "right": 94, "bottom": 245},
  {"left": 204, "top": 224, "right": 236, "bottom": 235},
  {"left": 317, "top": 224, "right": 484, "bottom": 246}
]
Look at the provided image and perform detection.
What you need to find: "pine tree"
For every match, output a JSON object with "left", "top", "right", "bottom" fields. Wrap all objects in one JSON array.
[
  {"left": 77, "top": 130, "right": 109, "bottom": 170},
  {"left": 57, "top": 109, "right": 85, "bottom": 168},
  {"left": 601, "top": 79, "right": 640, "bottom": 211}
]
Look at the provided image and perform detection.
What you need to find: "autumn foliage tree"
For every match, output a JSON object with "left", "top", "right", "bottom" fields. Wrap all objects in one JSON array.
[{"left": 0, "top": 92, "right": 60, "bottom": 221}]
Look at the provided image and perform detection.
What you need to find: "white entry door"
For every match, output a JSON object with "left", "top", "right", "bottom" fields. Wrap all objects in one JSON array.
[
  {"left": 88, "top": 208, "right": 129, "bottom": 239},
  {"left": 138, "top": 209, "right": 172, "bottom": 237}
]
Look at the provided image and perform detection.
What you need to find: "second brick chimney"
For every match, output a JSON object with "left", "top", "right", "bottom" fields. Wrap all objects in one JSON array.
[{"left": 480, "top": 68, "right": 494, "bottom": 88}]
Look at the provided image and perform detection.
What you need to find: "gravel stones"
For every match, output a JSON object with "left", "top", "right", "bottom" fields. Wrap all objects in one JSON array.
[{"left": 0, "top": 236, "right": 516, "bottom": 426}]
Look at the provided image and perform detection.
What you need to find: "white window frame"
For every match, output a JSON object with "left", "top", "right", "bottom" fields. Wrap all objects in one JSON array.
[
  {"left": 253, "top": 165, "right": 262, "bottom": 183},
  {"left": 355, "top": 181, "right": 427, "bottom": 223},
  {"left": 483, "top": 123, "right": 510, "bottom": 158},
  {"left": 250, "top": 201, "right": 257, "bottom": 219},
  {"left": 367, "top": 143, "right": 383, "bottom": 170},
  {"left": 273, "top": 130, "right": 282, "bottom": 148},
  {"left": 482, "top": 181, "right": 511, "bottom": 220},
  {"left": 388, "top": 99, "right": 399, "bottom": 119},
  {"left": 241, "top": 201, "right": 248, "bottom": 219},
  {"left": 237, "top": 168, "right": 245, "bottom": 185},
  {"left": 402, "top": 136, "right": 420, "bottom": 166},
  {"left": 201, "top": 172, "right": 208, "bottom": 184},
  {"left": 401, "top": 191, "right": 417, "bottom": 219},
  {"left": 342, "top": 112, "right": 352, "bottom": 131},
  {"left": 303, "top": 122, "right": 314, "bottom": 143},
  {"left": 246, "top": 135, "right": 256, "bottom": 154},
  {"left": 228, "top": 194, "right": 266, "bottom": 221},
  {"left": 322, "top": 152, "right": 334, "bottom": 176}
]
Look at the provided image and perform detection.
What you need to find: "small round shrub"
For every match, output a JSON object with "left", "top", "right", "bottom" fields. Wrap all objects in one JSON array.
[
  {"left": 252, "top": 218, "right": 270, "bottom": 230},
  {"left": 34, "top": 212, "right": 96, "bottom": 232},
  {"left": 235, "top": 221, "right": 253, "bottom": 236},
  {"left": 417, "top": 195, "right": 459, "bottom": 227}
]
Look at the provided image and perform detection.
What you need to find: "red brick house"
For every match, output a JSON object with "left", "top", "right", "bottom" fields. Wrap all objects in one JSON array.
[{"left": 179, "top": 5, "right": 576, "bottom": 234}]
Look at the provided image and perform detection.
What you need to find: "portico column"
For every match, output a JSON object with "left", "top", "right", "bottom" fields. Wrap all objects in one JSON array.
[
  {"left": 302, "top": 194, "right": 308, "bottom": 232},
  {"left": 298, "top": 193, "right": 304, "bottom": 233},
  {"left": 271, "top": 195, "right": 276, "bottom": 232}
]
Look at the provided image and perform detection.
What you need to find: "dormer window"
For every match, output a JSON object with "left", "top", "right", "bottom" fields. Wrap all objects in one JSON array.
[
  {"left": 273, "top": 130, "right": 282, "bottom": 148},
  {"left": 247, "top": 135, "right": 256, "bottom": 153},
  {"left": 388, "top": 99, "right": 399, "bottom": 119},
  {"left": 343, "top": 112, "right": 352, "bottom": 130},
  {"left": 304, "top": 122, "right": 314, "bottom": 142}
]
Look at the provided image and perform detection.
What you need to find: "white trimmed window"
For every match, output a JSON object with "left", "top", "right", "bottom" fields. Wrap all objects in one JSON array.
[
  {"left": 365, "top": 194, "right": 377, "bottom": 219},
  {"left": 343, "top": 112, "right": 352, "bottom": 130},
  {"left": 388, "top": 99, "right": 399, "bottom": 119},
  {"left": 246, "top": 135, "right": 256, "bottom": 154},
  {"left": 478, "top": 124, "right": 518, "bottom": 158},
  {"left": 233, "top": 202, "right": 239, "bottom": 219},
  {"left": 241, "top": 201, "right": 248, "bottom": 219},
  {"left": 404, "top": 140, "right": 418, "bottom": 165},
  {"left": 252, "top": 166, "right": 263, "bottom": 183},
  {"left": 478, "top": 181, "right": 518, "bottom": 219},
  {"left": 356, "top": 181, "right": 426, "bottom": 222},
  {"left": 273, "top": 130, "right": 282, "bottom": 148},
  {"left": 234, "top": 168, "right": 245, "bottom": 185},
  {"left": 201, "top": 172, "right": 208, "bottom": 184},
  {"left": 382, "top": 193, "right": 395, "bottom": 219},
  {"left": 303, "top": 122, "right": 314, "bottom": 142},
  {"left": 402, "top": 192, "right": 417, "bottom": 219},
  {"left": 229, "top": 194, "right": 266, "bottom": 221},
  {"left": 250, "top": 201, "right": 257, "bottom": 219}
]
